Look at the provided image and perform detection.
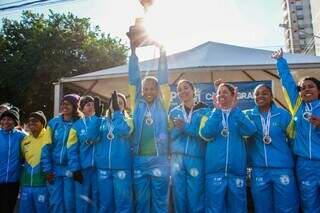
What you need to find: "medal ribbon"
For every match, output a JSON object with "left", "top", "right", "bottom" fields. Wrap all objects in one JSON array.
[
  {"left": 107, "top": 119, "right": 114, "bottom": 139},
  {"left": 146, "top": 104, "right": 153, "bottom": 120},
  {"left": 305, "top": 103, "right": 312, "bottom": 113},
  {"left": 221, "top": 109, "right": 231, "bottom": 131},
  {"left": 260, "top": 110, "right": 271, "bottom": 137},
  {"left": 182, "top": 105, "right": 193, "bottom": 123}
]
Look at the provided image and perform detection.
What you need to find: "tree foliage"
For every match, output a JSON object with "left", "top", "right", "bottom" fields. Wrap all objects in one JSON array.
[{"left": 0, "top": 10, "right": 128, "bottom": 120}]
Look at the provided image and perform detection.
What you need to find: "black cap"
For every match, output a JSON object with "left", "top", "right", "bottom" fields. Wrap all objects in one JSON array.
[
  {"left": 29, "top": 111, "right": 47, "bottom": 127},
  {"left": 80, "top": 95, "right": 94, "bottom": 110},
  {"left": 0, "top": 107, "right": 20, "bottom": 126}
]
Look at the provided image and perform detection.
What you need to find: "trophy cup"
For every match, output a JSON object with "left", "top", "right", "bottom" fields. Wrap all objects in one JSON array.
[{"left": 127, "top": 0, "right": 159, "bottom": 48}]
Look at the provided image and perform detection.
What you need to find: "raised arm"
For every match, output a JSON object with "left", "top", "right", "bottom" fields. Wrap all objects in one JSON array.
[
  {"left": 157, "top": 48, "right": 171, "bottom": 111},
  {"left": 128, "top": 50, "right": 142, "bottom": 111},
  {"left": 272, "top": 49, "right": 301, "bottom": 116}
]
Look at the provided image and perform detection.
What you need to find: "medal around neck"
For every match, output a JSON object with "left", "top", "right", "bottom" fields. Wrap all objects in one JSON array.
[
  {"left": 107, "top": 131, "right": 114, "bottom": 140},
  {"left": 145, "top": 116, "right": 153, "bottom": 125},
  {"left": 303, "top": 111, "right": 312, "bottom": 121},
  {"left": 221, "top": 128, "right": 229, "bottom": 137},
  {"left": 263, "top": 135, "right": 272, "bottom": 144}
]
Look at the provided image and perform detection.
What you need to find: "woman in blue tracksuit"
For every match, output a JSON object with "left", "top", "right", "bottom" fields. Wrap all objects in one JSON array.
[
  {"left": 93, "top": 91, "right": 133, "bottom": 213},
  {"left": 169, "top": 79, "right": 209, "bottom": 213},
  {"left": 272, "top": 49, "right": 320, "bottom": 213},
  {"left": 199, "top": 83, "right": 256, "bottom": 213},
  {"left": 246, "top": 84, "right": 299, "bottom": 213},
  {"left": 47, "top": 93, "right": 82, "bottom": 213},
  {"left": 128, "top": 44, "right": 171, "bottom": 213},
  {"left": 67, "top": 95, "right": 104, "bottom": 213},
  {"left": 0, "top": 107, "right": 26, "bottom": 213}
]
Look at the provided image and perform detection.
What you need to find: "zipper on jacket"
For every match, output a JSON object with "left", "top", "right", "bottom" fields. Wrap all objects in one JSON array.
[
  {"left": 59, "top": 125, "right": 67, "bottom": 164},
  {"left": 225, "top": 136, "right": 229, "bottom": 177},
  {"left": 6, "top": 134, "right": 11, "bottom": 182},
  {"left": 91, "top": 145, "right": 95, "bottom": 167},
  {"left": 31, "top": 167, "right": 34, "bottom": 186},
  {"left": 108, "top": 140, "right": 112, "bottom": 169},
  {"left": 309, "top": 122, "right": 312, "bottom": 159},
  {"left": 154, "top": 127, "right": 159, "bottom": 156},
  {"left": 185, "top": 137, "right": 190, "bottom": 155},
  {"left": 263, "top": 143, "right": 268, "bottom": 167}
]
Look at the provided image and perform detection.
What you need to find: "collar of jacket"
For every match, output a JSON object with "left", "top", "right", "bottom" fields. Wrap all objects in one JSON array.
[
  {"left": 0, "top": 127, "right": 18, "bottom": 135},
  {"left": 251, "top": 103, "right": 281, "bottom": 117},
  {"left": 58, "top": 115, "right": 74, "bottom": 125},
  {"left": 29, "top": 128, "right": 46, "bottom": 139},
  {"left": 302, "top": 99, "right": 320, "bottom": 109}
]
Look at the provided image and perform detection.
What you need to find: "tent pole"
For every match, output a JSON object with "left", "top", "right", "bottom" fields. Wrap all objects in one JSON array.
[
  {"left": 172, "top": 73, "right": 185, "bottom": 84},
  {"left": 274, "top": 97, "right": 287, "bottom": 109},
  {"left": 53, "top": 82, "right": 63, "bottom": 117},
  {"left": 211, "top": 72, "right": 214, "bottom": 83},
  {"left": 262, "top": 69, "right": 279, "bottom": 79},
  {"left": 242, "top": 70, "right": 255, "bottom": 81},
  {"left": 84, "top": 80, "right": 99, "bottom": 95}
]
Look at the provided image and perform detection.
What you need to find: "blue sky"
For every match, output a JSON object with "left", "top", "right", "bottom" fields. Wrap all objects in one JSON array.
[{"left": 0, "top": 0, "right": 284, "bottom": 60}]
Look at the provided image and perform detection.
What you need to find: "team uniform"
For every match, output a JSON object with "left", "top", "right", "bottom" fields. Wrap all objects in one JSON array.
[
  {"left": 47, "top": 115, "right": 77, "bottom": 213},
  {"left": 276, "top": 58, "right": 320, "bottom": 212},
  {"left": 19, "top": 128, "right": 52, "bottom": 213},
  {"left": 200, "top": 107, "right": 256, "bottom": 213},
  {"left": 67, "top": 115, "right": 100, "bottom": 213},
  {"left": 169, "top": 102, "right": 209, "bottom": 212},
  {"left": 128, "top": 50, "right": 171, "bottom": 213},
  {"left": 246, "top": 104, "right": 299, "bottom": 213},
  {"left": 0, "top": 127, "right": 26, "bottom": 212},
  {"left": 93, "top": 111, "right": 133, "bottom": 213}
]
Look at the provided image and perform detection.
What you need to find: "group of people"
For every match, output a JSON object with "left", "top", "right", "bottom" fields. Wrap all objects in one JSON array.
[{"left": 0, "top": 45, "right": 319, "bottom": 213}]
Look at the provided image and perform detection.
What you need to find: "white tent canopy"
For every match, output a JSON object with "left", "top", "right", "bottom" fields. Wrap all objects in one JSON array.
[{"left": 55, "top": 41, "right": 320, "bottom": 115}]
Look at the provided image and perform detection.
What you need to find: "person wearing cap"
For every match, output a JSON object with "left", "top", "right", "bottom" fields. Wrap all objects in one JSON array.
[
  {"left": 47, "top": 93, "right": 82, "bottom": 213},
  {"left": 94, "top": 91, "right": 133, "bottom": 212},
  {"left": 19, "top": 111, "right": 52, "bottom": 213},
  {"left": 66, "top": 95, "right": 103, "bottom": 213},
  {"left": 0, "top": 103, "right": 11, "bottom": 128},
  {"left": 272, "top": 49, "right": 320, "bottom": 213},
  {"left": 0, "top": 106, "right": 27, "bottom": 213}
]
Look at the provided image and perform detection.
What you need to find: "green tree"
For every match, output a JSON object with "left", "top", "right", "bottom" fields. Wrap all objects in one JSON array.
[{"left": 0, "top": 10, "right": 128, "bottom": 120}]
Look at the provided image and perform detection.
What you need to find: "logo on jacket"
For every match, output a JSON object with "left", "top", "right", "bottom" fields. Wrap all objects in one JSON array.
[
  {"left": 65, "top": 170, "right": 73, "bottom": 178},
  {"left": 236, "top": 178, "right": 244, "bottom": 188},
  {"left": 134, "top": 170, "right": 142, "bottom": 178},
  {"left": 117, "top": 171, "right": 126, "bottom": 180},
  {"left": 38, "top": 195, "right": 46, "bottom": 203},
  {"left": 280, "top": 175, "right": 290, "bottom": 185},
  {"left": 80, "top": 129, "right": 86, "bottom": 136},
  {"left": 153, "top": 168, "right": 162, "bottom": 177},
  {"left": 190, "top": 168, "right": 199, "bottom": 177},
  {"left": 255, "top": 177, "right": 265, "bottom": 186}
]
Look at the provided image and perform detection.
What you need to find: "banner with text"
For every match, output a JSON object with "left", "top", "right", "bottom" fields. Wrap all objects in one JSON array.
[{"left": 169, "top": 80, "right": 272, "bottom": 110}]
